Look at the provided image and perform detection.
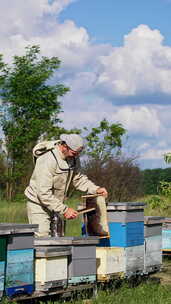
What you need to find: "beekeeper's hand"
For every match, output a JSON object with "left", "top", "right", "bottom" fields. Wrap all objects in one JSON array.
[
  {"left": 96, "top": 187, "right": 108, "bottom": 197},
  {"left": 64, "top": 207, "right": 78, "bottom": 219}
]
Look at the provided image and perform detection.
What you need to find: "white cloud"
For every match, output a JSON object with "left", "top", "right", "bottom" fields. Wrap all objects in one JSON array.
[
  {"left": 1, "top": 2, "right": 171, "bottom": 168},
  {"left": 112, "top": 105, "right": 162, "bottom": 136},
  {"left": 96, "top": 24, "right": 171, "bottom": 96},
  {"left": 140, "top": 148, "right": 170, "bottom": 160}
]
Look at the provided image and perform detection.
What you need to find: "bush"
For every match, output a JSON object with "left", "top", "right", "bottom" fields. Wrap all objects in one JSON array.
[
  {"left": 144, "top": 195, "right": 165, "bottom": 209},
  {"left": 82, "top": 156, "right": 143, "bottom": 202}
]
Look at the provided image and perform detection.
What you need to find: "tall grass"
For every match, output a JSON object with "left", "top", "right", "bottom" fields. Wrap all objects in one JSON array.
[
  {"left": 137, "top": 195, "right": 171, "bottom": 217},
  {"left": 0, "top": 200, "right": 28, "bottom": 223},
  {"left": 0, "top": 198, "right": 82, "bottom": 236},
  {"left": 5, "top": 282, "right": 171, "bottom": 304}
]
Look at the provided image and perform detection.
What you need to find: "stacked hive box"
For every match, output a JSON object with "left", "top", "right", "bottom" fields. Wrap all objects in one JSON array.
[
  {"left": 35, "top": 246, "right": 71, "bottom": 291},
  {"left": 35, "top": 236, "right": 99, "bottom": 286},
  {"left": 96, "top": 202, "right": 146, "bottom": 280},
  {"left": 0, "top": 223, "right": 38, "bottom": 297},
  {"left": 162, "top": 218, "right": 171, "bottom": 252},
  {"left": 144, "top": 216, "right": 164, "bottom": 274},
  {"left": 0, "top": 225, "right": 11, "bottom": 300}
]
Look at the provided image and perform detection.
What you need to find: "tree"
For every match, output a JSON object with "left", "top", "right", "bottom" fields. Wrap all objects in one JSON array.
[
  {"left": 84, "top": 118, "right": 126, "bottom": 161},
  {"left": 82, "top": 156, "right": 143, "bottom": 201},
  {"left": 164, "top": 153, "right": 171, "bottom": 164},
  {"left": 0, "top": 45, "right": 69, "bottom": 200}
]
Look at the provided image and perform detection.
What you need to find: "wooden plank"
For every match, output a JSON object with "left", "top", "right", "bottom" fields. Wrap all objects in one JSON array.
[{"left": 77, "top": 208, "right": 95, "bottom": 215}]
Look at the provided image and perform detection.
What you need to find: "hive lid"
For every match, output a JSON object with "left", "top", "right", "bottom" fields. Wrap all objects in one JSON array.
[
  {"left": 34, "top": 236, "right": 99, "bottom": 246},
  {"left": 0, "top": 223, "right": 38, "bottom": 234},
  {"left": 35, "top": 246, "right": 71, "bottom": 257},
  {"left": 144, "top": 216, "right": 165, "bottom": 225},
  {"left": 107, "top": 202, "right": 146, "bottom": 211},
  {"left": 164, "top": 217, "right": 171, "bottom": 223}
]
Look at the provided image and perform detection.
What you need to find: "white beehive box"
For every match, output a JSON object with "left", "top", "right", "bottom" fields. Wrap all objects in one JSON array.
[
  {"left": 35, "top": 246, "right": 71, "bottom": 291},
  {"left": 144, "top": 216, "right": 163, "bottom": 273},
  {"left": 96, "top": 245, "right": 144, "bottom": 280},
  {"left": 144, "top": 235, "right": 162, "bottom": 273},
  {"left": 96, "top": 247, "right": 124, "bottom": 279}
]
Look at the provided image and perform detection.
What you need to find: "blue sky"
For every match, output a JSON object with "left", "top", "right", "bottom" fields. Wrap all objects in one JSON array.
[
  {"left": 59, "top": 0, "right": 171, "bottom": 46},
  {"left": 0, "top": 0, "right": 171, "bottom": 169}
]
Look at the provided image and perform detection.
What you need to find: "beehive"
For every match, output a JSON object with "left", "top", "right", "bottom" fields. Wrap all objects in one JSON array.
[
  {"left": 107, "top": 202, "right": 145, "bottom": 223},
  {"left": 0, "top": 226, "right": 11, "bottom": 300},
  {"left": 162, "top": 218, "right": 171, "bottom": 251},
  {"left": 35, "top": 246, "right": 71, "bottom": 291},
  {"left": 96, "top": 245, "right": 144, "bottom": 280},
  {"left": 0, "top": 223, "right": 38, "bottom": 297},
  {"left": 144, "top": 216, "right": 164, "bottom": 273},
  {"left": 99, "top": 202, "right": 145, "bottom": 247},
  {"left": 35, "top": 236, "right": 99, "bottom": 285}
]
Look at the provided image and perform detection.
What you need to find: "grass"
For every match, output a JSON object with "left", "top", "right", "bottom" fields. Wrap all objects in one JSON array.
[
  {"left": 4, "top": 281, "right": 171, "bottom": 304},
  {"left": 0, "top": 197, "right": 82, "bottom": 236},
  {"left": 0, "top": 200, "right": 28, "bottom": 223},
  {"left": 137, "top": 195, "right": 171, "bottom": 217}
]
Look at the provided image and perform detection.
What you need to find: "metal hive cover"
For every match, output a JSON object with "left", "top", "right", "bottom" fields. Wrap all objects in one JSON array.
[{"left": 34, "top": 236, "right": 99, "bottom": 246}]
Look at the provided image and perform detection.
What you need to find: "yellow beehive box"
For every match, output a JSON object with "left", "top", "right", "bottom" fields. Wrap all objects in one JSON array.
[
  {"left": 96, "top": 245, "right": 144, "bottom": 279},
  {"left": 96, "top": 247, "right": 124, "bottom": 276}
]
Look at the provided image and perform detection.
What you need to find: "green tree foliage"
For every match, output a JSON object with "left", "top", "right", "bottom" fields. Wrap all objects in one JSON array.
[
  {"left": 142, "top": 168, "right": 171, "bottom": 195},
  {"left": 0, "top": 45, "right": 69, "bottom": 199},
  {"left": 84, "top": 118, "right": 126, "bottom": 161},
  {"left": 164, "top": 152, "right": 171, "bottom": 164}
]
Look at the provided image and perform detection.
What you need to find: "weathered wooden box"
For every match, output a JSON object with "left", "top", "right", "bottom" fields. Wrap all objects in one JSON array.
[
  {"left": 107, "top": 202, "right": 145, "bottom": 223},
  {"left": 144, "top": 235, "right": 162, "bottom": 273},
  {"left": 35, "top": 236, "right": 99, "bottom": 285},
  {"left": 0, "top": 223, "right": 38, "bottom": 297},
  {"left": 96, "top": 245, "right": 144, "bottom": 280},
  {"left": 35, "top": 246, "right": 71, "bottom": 291},
  {"left": 144, "top": 216, "right": 164, "bottom": 273},
  {"left": 144, "top": 216, "right": 164, "bottom": 237}
]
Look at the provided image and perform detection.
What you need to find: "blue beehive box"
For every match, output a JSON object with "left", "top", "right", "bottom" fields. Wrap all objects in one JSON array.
[
  {"left": 99, "top": 202, "right": 145, "bottom": 247},
  {"left": 162, "top": 219, "right": 171, "bottom": 250},
  {"left": 99, "top": 222, "right": 144, "bottom": 247},
  {"left": 0, "top": 224, "right": 38, "bottom": 297},
  {"left": 0, "top": 226, "right": 11, "bottom": 300}
]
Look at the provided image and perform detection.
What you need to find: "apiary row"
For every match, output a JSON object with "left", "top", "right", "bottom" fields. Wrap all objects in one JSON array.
[{"left": 0, "top": 202, "right": 165, "bottom": 301}]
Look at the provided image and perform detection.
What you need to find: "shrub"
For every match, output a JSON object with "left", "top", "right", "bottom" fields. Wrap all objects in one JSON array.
[{"left": 82, "top": 156, "right": 143, "bottom": 202}]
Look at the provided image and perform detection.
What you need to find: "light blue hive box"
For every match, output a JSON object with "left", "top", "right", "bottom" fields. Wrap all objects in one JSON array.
[
  {"left": 0, "top": 223, "right": 38, "bottom": 297},
  {"left": 162, "top": 218, "right": 171, "bottom": 251},
  {"left": 0, "top": 225, "right": 11, "bottom": 300}
]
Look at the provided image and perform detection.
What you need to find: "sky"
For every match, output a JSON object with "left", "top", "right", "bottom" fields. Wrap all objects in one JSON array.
[{"left": 0, "top": 0, "right": 171, "bottom": 169}]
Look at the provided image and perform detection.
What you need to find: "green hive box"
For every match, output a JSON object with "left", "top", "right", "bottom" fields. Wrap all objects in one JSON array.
[
  {"left": 0, "top": 226, "right": 11, "bottom": 300},
  {"left": 0, "top": 238, "right": 7, "bottom": 299}
]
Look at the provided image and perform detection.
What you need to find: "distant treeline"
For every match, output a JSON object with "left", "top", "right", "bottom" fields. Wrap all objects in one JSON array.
[{"left": 142, "top": 167, "right": 171, "bottom": 195}]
